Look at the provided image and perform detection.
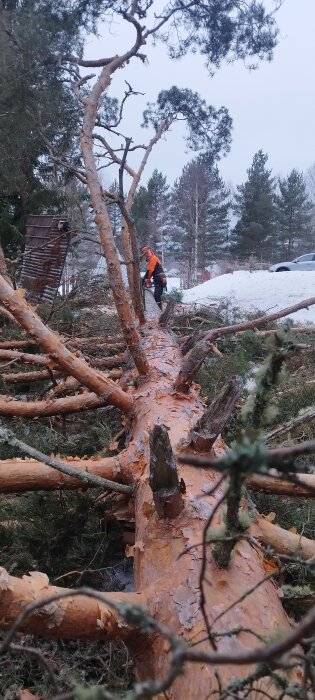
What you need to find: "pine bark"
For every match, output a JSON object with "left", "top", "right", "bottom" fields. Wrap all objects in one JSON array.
[
  {"left": 253, "top": 516, "right": 315, "bottom": 560},
  {"left": 0, "top": 454, "right": 132, "bottom": 492},
  {"left": 248, "top": 473, "right": 315, "bottom": 497},
  {"left": 80, "top": 64, "right": 149, "bottom": 375},
  {"left": 0, "top": 567, "right": 145, "bottom": 641},
  {"left": 0, "top": 295, "right": 305, "bottom": 694}
]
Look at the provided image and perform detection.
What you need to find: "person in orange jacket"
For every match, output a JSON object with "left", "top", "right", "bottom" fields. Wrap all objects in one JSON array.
[{"left": 141, "top": 246, "right": 167, "bottom": 309}]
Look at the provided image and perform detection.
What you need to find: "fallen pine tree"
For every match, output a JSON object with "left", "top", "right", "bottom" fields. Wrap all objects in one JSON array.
[
  {"left": 1, "top": 282, "right": 315, "bottom": 696},
  {"left": 1, "top": 3, "right": 315, "bottom": 695}
]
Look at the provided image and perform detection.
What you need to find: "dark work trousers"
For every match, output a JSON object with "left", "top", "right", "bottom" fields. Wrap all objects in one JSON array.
[{"left": 154, "top": 279, "right": 164, "bottom": 309}]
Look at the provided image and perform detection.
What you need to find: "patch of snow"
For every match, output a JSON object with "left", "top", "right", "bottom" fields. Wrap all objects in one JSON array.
[
  {"left": 183, "top": 270, "right": 315, "bottom": 325},
  {"left": 167, "top": 276, "right": 181, "bottom": 292}
]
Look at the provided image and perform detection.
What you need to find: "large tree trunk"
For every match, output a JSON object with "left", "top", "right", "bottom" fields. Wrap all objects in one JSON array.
[
  {"left": 0, "top": 296, "right": 301, "bottom": 697},
  {"left": 1, "top": 295, "right": 304, "bottom": 700},
  {"left": 125, "top": 310, "right": 299, "bottom": 694},
  {"left": 80, "top": 65, "right": 149, "bottom": 375}
]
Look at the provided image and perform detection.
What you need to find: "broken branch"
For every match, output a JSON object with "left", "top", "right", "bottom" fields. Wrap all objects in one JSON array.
[
  {"left": 0, "top": 275, "right": 132, "bottom": 413},
  {"left": 189, "top": 376, "right": 243, "bottom": 450},
  {"left": 175, "top": 296, "right": 315, "bottom": 392},
  {"left": 253, "top": 515, "right": 315, "bottom": 561},
  {"left": 0, "top": 453, "right": 133, "bottom": 493},
  {"left": 149, "top": 425, "right": 183, "bottom": 518},
  {"left": 248, "top": 472, "right": 315, "bottom": 498},
  {"left": 0, "top": 568, "right": 145, "bottom": 644},
  {"left": 0, "top": 427, "right": 133, "bottom": 495}
]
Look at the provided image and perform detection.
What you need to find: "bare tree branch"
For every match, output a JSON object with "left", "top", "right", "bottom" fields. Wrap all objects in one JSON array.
[
  {"left": 0, "top": 426, "right": 133, "bottom": 495},
  {"left": 175, "top": 296, "right": 315, "bottom": 392}
]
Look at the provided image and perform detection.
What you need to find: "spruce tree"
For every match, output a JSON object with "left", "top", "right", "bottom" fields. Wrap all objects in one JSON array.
[
  {"left": 132, "top": 170, "right": 171, "bottom": 263},
  {"left": 274, "top": 169, "right": 314, "bottom": 258},
  {"left": 132, "top": 185, "right": 151, "bottom": 249},
  {"left": 232, "top": 150, "right": 276, "bottom": 261},
  {"left": 204, "top": 166, "right": 231, "bottom": 260}
]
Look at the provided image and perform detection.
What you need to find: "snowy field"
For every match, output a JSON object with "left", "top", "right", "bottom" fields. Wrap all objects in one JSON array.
[{"left": 183, "top": 270, "right": 315, "bottom": 325}]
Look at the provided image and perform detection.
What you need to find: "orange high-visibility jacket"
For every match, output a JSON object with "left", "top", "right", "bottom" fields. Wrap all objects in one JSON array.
[{"left": 145, "top": 253, "right": 161, "bottom": 281}]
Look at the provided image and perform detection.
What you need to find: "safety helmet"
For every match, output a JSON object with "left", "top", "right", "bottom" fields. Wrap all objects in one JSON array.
[{"left": 141, "top": 246, "right": 150, "bottom": 254}]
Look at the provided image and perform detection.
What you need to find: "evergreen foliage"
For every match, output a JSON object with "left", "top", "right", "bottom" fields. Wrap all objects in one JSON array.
[
  {"left": 274, "top": 169, "right": 314, "bottom": 258},
  {"left": 232, "top": 150, "right": 276, "bottom": 261},
  {"left": 0, "top": 489, "right": 128, "bottom": 587},
  {"left": 0, "top": 0, "right": 105, "bottom": 256},
  {"left": 131, "top": 185, "right": 151, "bottom": 250},
  {"left": 171, "top": 157, "right": 230, "bottom": 278},
  {"left": 0, "top": 636, "right": 132, "bottom": 698},
  {"left": 103, "top": 0, "right": 278, "bottom": 68},
  {"left": 241, "top": 329, "right": 292, "bottom": 428},
  {"left": 132, "top": 170, "right": 171, "bottom": 261},
  {"left": 143, "top": 86, "right": 232, "bottom": 161}
]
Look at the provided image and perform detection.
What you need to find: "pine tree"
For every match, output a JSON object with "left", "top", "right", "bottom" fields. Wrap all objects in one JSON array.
[
  {"left": 274, "top": 169, "right": 314, "bottom": 258},
  {"left": 203, "top": 166, "right": 231, "bottom": 261},
  {"left": 171, "top": 158, "right": 230, "bottom": 282},
  {"left": 0, "top": 1, "right": 104, "bottom": 256},
  {"left": 232, "top": 150, "right": 276, "bottom": 261}
]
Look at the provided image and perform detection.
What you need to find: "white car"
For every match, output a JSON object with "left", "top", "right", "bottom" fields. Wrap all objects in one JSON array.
[{"left": 269, "top": 253, "right": 315, "bottom": 272}]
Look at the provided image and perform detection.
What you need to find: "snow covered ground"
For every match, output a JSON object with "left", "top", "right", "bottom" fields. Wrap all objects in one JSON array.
[
  {"left": 183, "top": 270, "right": 315, "bottom": 325},
  {"left": 167, "top": 276, "right": 181, "bottom": 292}
]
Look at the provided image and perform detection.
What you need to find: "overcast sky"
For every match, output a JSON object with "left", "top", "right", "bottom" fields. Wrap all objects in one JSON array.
[{"left": 84, "top": 0, "right": 315, "bottom": 189}]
